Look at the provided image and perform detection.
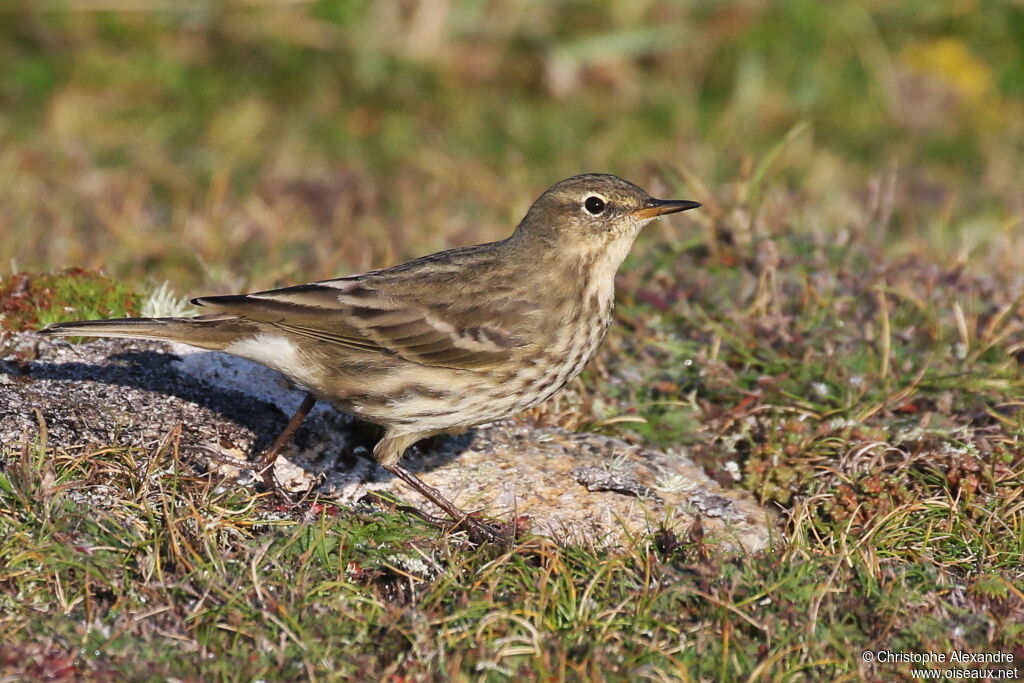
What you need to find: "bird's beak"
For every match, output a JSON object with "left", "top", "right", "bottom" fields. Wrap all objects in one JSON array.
[{"left": 631, "top": 197, "right": 702, "bottom": 219}]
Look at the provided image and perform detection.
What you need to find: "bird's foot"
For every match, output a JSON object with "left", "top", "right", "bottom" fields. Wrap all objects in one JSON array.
[
  {"left": 391, "top": 501, "right": 514, "bottom": 546},
  {"left": 450, "top": 512, "right": 513, "bottom": 546},
  {"left": 259, "top": 464, "right": 299, "bottom": 506},
  {"left": 381, "top": 462, "right": 520, "bottom": 545}
]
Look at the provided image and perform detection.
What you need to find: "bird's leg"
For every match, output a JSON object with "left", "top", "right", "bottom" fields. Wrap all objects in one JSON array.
[
  {"left": 381, "top": 462, "right": 508, "bottom": 545},
  {"left": 256, "top": 392, "right": 317, "bottom": 494},
  {"left": 375, "top": 433, "right": 507, "bottom": 543}
]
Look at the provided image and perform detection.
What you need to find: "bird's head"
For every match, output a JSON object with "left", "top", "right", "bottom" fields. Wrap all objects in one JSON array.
[{"left": 513, "top": 173, "right": 700, "bottom": 258}]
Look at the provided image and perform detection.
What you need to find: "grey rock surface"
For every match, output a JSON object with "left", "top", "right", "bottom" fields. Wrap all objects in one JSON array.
[{"left": 1, "top": 333, "right": 774, "bottom": 550}]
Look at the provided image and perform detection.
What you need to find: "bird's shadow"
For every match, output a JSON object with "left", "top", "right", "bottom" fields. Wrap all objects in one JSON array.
[{"left": 3, "top": 341, "right": 473, "bottom": 480}]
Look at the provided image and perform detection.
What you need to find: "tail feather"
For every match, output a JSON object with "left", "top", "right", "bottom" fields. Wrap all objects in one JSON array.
[{"left": 39, "top": 315, "right": 251, "bottom": 351}]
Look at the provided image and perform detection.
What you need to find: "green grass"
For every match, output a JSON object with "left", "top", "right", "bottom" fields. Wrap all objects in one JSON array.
[
  {"left": 2, "top": 402, "right": 1021, "bottom": 679},
  {"left": 2, "top": 1, "right": 1024, "bottom": 680},
  {"left": 0, "top": 269, "right": 140, "bottom": 333}
]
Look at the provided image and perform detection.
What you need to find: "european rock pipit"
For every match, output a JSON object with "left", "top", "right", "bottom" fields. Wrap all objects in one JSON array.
[{"left": 41, "top": 173, "right": 700, "bottom": 542}]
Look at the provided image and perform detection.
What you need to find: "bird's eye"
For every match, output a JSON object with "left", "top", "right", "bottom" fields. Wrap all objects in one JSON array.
[{"left": 584, "top": 196, "right": 606, "bottom": 215}]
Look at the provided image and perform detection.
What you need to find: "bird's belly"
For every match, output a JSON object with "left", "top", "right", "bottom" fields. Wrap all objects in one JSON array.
[
  {"left": 495, "top": 309, "right": 612, "bottom": 419},
  {"left": 336, "top": 370, "right": 510, "bottom": 432},
  {"left": 330, "top": 304, "right": 612, "bottom": 431},
  {"left": 336, "top": 336, "right": 604, "bottom": 431}
]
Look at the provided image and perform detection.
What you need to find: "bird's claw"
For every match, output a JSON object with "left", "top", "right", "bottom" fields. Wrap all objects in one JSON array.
[{"left": 394, "top": 502, "right": 512, "bottom": 545}]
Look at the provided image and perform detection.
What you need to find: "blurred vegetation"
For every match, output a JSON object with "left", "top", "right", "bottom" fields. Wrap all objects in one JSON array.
[
  {"left": 3, "top": 1, "right": 1024, "bottom": 680},
  {"left": 2, "top": 0, "right": 1023, "bottom": 290}
]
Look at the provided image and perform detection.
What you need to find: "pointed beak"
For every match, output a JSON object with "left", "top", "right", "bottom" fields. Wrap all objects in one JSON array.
[{"left": 631, "top": 197, "right": 702, "bottom": 220}]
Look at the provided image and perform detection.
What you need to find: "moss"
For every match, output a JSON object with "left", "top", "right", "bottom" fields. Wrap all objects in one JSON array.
[{"left": 0, "top": 269, "right": 140, "bottom": 333}]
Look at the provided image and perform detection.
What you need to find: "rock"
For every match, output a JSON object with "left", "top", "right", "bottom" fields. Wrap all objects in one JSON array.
[{"left": 0, "top": 333, "right": 774, "bottom": 550}]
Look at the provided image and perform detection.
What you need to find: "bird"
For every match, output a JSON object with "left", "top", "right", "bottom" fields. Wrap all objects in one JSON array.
[{"left": 40, "top": 173, "right": 700, "bottom": 542}]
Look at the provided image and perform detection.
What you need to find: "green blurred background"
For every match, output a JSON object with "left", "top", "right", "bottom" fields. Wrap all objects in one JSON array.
[{"left": 2, "top": 0, "right": 1023, "bottom": 291}]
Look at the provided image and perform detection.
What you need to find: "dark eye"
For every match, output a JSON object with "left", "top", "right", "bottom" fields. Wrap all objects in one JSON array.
[{"left": 584, "top": 196, "right": 606, "bottom": 215}]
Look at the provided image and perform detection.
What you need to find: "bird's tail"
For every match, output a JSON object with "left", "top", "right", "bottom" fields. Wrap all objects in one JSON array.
[{"left": 38, "top": 314, "right": 251, "bottom": 351}]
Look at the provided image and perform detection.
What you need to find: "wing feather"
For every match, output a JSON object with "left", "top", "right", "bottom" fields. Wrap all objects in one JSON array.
[{"left": 192, "top": 278, "right": 521, "bottom": 370}]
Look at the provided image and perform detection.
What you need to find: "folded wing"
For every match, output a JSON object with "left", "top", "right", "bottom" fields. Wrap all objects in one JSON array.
[{"left": 192, "top": 279, "right": 522, "bottom": 370}]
